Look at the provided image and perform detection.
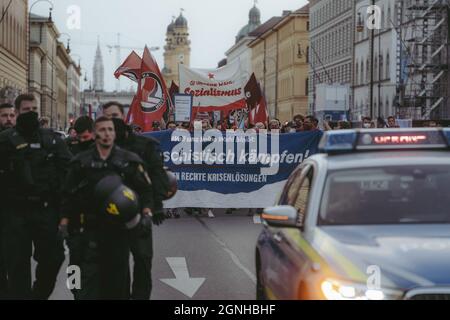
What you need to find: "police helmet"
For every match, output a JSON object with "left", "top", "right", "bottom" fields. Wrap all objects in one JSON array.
[
  {"left": 94, "top": 175, "right": 141, "bottom": 229},
  {"left": 164, "top": 170, "right": 178, "bottom": 200}
]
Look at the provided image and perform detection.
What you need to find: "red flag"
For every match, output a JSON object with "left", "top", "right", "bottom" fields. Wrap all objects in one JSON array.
[
  {"left": 167, "top": 81, "right": 179, "bottom": 116},
  {"left": 114, "top": 51, "right": 142, "bottom": 82},
  {"left": 129, "top": 46, "right": 170, "bottom": 132},
  {"left": 244, "top": 73, "right": 268, "bottom": 126}
]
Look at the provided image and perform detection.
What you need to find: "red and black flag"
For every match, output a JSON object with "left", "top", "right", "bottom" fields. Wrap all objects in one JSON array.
[
  {"left": 126, "top": 47, "right": 171, "bottom": 132},
  {"left": 244, "top": 73, "right": 268, "bottom": 126}
]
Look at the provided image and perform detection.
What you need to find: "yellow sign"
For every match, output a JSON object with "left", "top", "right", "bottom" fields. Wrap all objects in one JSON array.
[
  {"left": 123, "top": 189, "right": 135, "bottom": 201},
  {"left": 106, "top": 203, "right": 120, "bottom": 216}
]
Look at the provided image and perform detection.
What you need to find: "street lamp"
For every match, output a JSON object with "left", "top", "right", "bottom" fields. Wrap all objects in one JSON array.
[
  {"left": 29, "top": 0, "right": 53, "bottom": 21},
  {"left": 59, "top": 33, "right": 72, "bottom": 53}
]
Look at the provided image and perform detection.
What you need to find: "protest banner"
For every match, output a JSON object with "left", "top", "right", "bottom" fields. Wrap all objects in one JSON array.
[{"left": 146, "top": 130, "right": 323, "bottom": 208}]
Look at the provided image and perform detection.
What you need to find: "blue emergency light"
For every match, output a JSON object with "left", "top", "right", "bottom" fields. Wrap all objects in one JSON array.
[{"left": 319, "top": 128, "right": 450, "bottom": 154}]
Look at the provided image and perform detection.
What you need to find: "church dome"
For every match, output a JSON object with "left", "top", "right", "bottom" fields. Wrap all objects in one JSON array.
[
  {"left": 175, "top": 13, "right": 188, "bottom": 27},
  {"left": 167, "top": 20, "right": 175, "bottom": 32},
  {"left": 249, "top": 5, "right": 261, "bottom": 24},
  {"left": 235, "top": 5, "right": 261, "bottom": 43}
]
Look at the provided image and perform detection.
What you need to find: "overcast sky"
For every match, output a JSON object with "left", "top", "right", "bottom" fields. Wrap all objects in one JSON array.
[{"left": 32, "top": 0, "right": 308, "bottom": 91}]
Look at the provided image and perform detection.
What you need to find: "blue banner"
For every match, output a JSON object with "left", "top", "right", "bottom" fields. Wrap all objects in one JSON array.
[{"left": 145, "top": 130, "right": 323, "bottom": 208}]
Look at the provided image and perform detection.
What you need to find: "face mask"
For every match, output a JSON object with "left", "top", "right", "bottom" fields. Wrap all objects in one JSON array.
[
  {"left": 363, "top": 123, "right": 372, "bottom": 129},
  {"left": 112, "top": 118, "right": 128, "bottom": 142},
  {"left": 16, "top": 111, "right": 39, "bottom": 136},
  {"left": 78, "top": 139, "right": 94, "bottom": 150}
]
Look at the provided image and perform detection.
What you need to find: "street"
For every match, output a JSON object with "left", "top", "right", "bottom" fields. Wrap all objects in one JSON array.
[{"left": 48, "top": 210, "right": 263, "bottom": 300}]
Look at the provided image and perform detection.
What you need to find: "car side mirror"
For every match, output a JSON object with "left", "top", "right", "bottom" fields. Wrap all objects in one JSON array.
[{"left": 261, "top": 206, "right": 299, "bottom": 228}]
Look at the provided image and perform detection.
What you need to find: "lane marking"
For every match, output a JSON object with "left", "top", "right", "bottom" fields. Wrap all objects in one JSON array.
[{"left": 195, "top": 217, "right": 257, "bottom": 284}]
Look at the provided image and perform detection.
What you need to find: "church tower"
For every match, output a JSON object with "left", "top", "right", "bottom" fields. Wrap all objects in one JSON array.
[
  {"left": 93, "top": 39, "right": 105, "bottom": 92},
  {"left": 162, "top": 11, "right": 191, "bottom": 86}
]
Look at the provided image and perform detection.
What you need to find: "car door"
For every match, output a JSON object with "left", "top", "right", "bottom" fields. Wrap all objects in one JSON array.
[
  {"left": 260, "top": 166, "right": 303, "bottom": 298},
  {"left": 279, "top": 166, "right": 315, "bottom": 299}
]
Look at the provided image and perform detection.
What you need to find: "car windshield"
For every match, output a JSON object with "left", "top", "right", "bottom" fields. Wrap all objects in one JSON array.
[{"left": 319, "top": 165, "right": 450, "bottom": 226}]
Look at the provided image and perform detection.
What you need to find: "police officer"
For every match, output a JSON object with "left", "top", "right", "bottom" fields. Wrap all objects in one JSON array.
[
  {"left": 0, "top": 102, "right": 16, "bottom": 299},
  {"left": 66, "top": 116, "right": 95, "bottom": 155},
  {"left": 103, "top": 101, "right": 169, "bottom": 300},
  {"left": 0, "top": 94, "right": 71, "bottom": 300},
  {"left": 0, "top": 103, "right": 16, "bottom": 131},
  {"left": 62, "top": 115, "right": 96, "bottom": 299},
  {"left": 61, "top": 116, "right": 154, "bottom": 300}
]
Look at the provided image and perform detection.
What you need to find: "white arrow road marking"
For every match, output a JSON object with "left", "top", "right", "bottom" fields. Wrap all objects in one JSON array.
[{"left": 160, "top": 257, "right": 206, "bottom": 298}]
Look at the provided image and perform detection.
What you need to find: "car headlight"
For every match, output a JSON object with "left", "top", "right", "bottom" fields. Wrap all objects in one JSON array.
[{"left": 321, "top": 278, "right": 402, "bottom": 300}]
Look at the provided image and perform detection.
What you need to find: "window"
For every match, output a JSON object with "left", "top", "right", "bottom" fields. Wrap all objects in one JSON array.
[
  {"left": 305, "top": 78, "right": 309, "bottom": 96},
  {"left": 374, "top": 56, "right": 378, "bottom": 81},
  {"left": 366, "top": 58, "right": 370, "bottom": 83},
  {"left": 292, "top": 167, "right": 314, "bottom": 226},
  {"left": 319, "top": 166, "right": 450, "bottom": 226},
  {"left": 379, "top": 54, "right": 384, "bottom": 80},
  {"left": 278, "top": 167, "right": 303, "bottom": 205},
  {"left": 360, "top": 60, "right": 364, "bottom": 85},
  {"left": 386, "top": 53, "right": 390, "bottom": 79}
]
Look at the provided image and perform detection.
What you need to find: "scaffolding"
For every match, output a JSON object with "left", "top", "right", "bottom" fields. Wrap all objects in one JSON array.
[{"left": 396, "top": 0, "right": 450, "bottom": 120}]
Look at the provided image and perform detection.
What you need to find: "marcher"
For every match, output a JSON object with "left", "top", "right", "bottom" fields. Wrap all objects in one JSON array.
[
  {"left": 0, "top": 102, "right": 16, "bottom": 299},
  {"left": 61, "top": 116, "right": 154, "bottom": 300},
  {"left": 103, "top": 101, "right": 169, "bottom": 300},
  {"left": 0, "top": 94, "right": 71, "bottom": 299}
]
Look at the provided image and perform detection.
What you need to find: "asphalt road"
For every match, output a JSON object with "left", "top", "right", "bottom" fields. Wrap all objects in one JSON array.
[{"left": 48, "top": 209, "right": 263, "bottom": 300}]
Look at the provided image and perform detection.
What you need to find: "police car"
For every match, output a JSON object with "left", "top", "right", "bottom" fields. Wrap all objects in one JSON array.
[{"left": 256, "top": 128, "right": 450, "bottom": 300}]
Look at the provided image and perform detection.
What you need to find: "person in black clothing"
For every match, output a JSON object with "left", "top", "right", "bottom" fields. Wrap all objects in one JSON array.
[
  {"left": 0, "top": 94, "right": 71, "bottom": 300},
  {"left": 66, "top": 116, "right": 95, "bottom": 155},
  {"left": 103, "top": 101, "right": 169, "bottom": 300},
  {"left": 61, "top": 116, "right": 154, "bottom": 300},
  {"left": 63, "top": 116, "right": 96, "bottom": 299},
  {"left": 0, "top": 102, "right": 16, "bottom": 299}
]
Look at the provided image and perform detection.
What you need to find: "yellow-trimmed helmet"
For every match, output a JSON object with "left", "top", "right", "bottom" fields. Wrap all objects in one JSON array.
[{"left": 94, "top": 175, "right": 141, "bottom": 229}]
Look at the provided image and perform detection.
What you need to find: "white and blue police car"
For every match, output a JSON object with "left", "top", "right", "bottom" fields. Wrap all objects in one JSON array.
[{"left": 256, "top": 128, "right": 450, "bottom": 300}]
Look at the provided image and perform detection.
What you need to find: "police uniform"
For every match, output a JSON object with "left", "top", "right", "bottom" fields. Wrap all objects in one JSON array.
[
  {"left": 0, "top": 126, "right": 72, "bottom": 300},
  {"left": 116, "top": 126, "right": 169, "bottom": 300},
  {"left": 0, "top": 127, "right": 8, "bottom": 299},
  {"left": 62, "top": 145, "right": 153, "bottom": 300},
  {"left": 64, "top": 138, "right": 95, "bottom": 300}
]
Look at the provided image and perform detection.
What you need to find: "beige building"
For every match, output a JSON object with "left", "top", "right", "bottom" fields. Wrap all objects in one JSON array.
[
  {"left": 67, "top": 61, "right": 82, "bottom": 122},
  {"left": 0, "top": 0, "right": 28, "bottom": 104},
  {"left": 162, "top": 12, "right": 191, "bottom": 86},
  {"left": 249, "top": 5, "right": 310, "bottom": 122},
  {"left": 56, "top": 41, "right": 71, "bottom": 130},
  {"left": 29, "top": 13, "right": 80, "bottom": 129},
  {"left": 29, "top": 13, "right": 59, "bottom": 121}
]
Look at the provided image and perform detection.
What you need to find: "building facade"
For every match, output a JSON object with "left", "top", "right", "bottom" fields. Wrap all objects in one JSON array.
[
  {"left": 352, "top": 0, "right": 398, "bottom": 120},
  {"left": 29, "top": 13, "right": 59, "bottom": 121},
  {"left": 67, "top": 61, "right": 82, "bottom": 123},
  {"left": 56, "top": 41, "right": 71, "bottom": 130},
  {"left": 0, "top": 0, "right": 28, "bottom": 104},
  {"left": 249, "top": 5, "right": 310, "bottom": 122},
  {"left": 308, "top": 0, "right": 354, "bottom": 116},
  {"left": 81, "top": 89, "right": 135, "bottom": 119},
  {"left": 162, "top": 12, "right": 191, "bottom": 86},
  {"left": 225, "top": 5, "right": 262, "bottom": 81}
]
